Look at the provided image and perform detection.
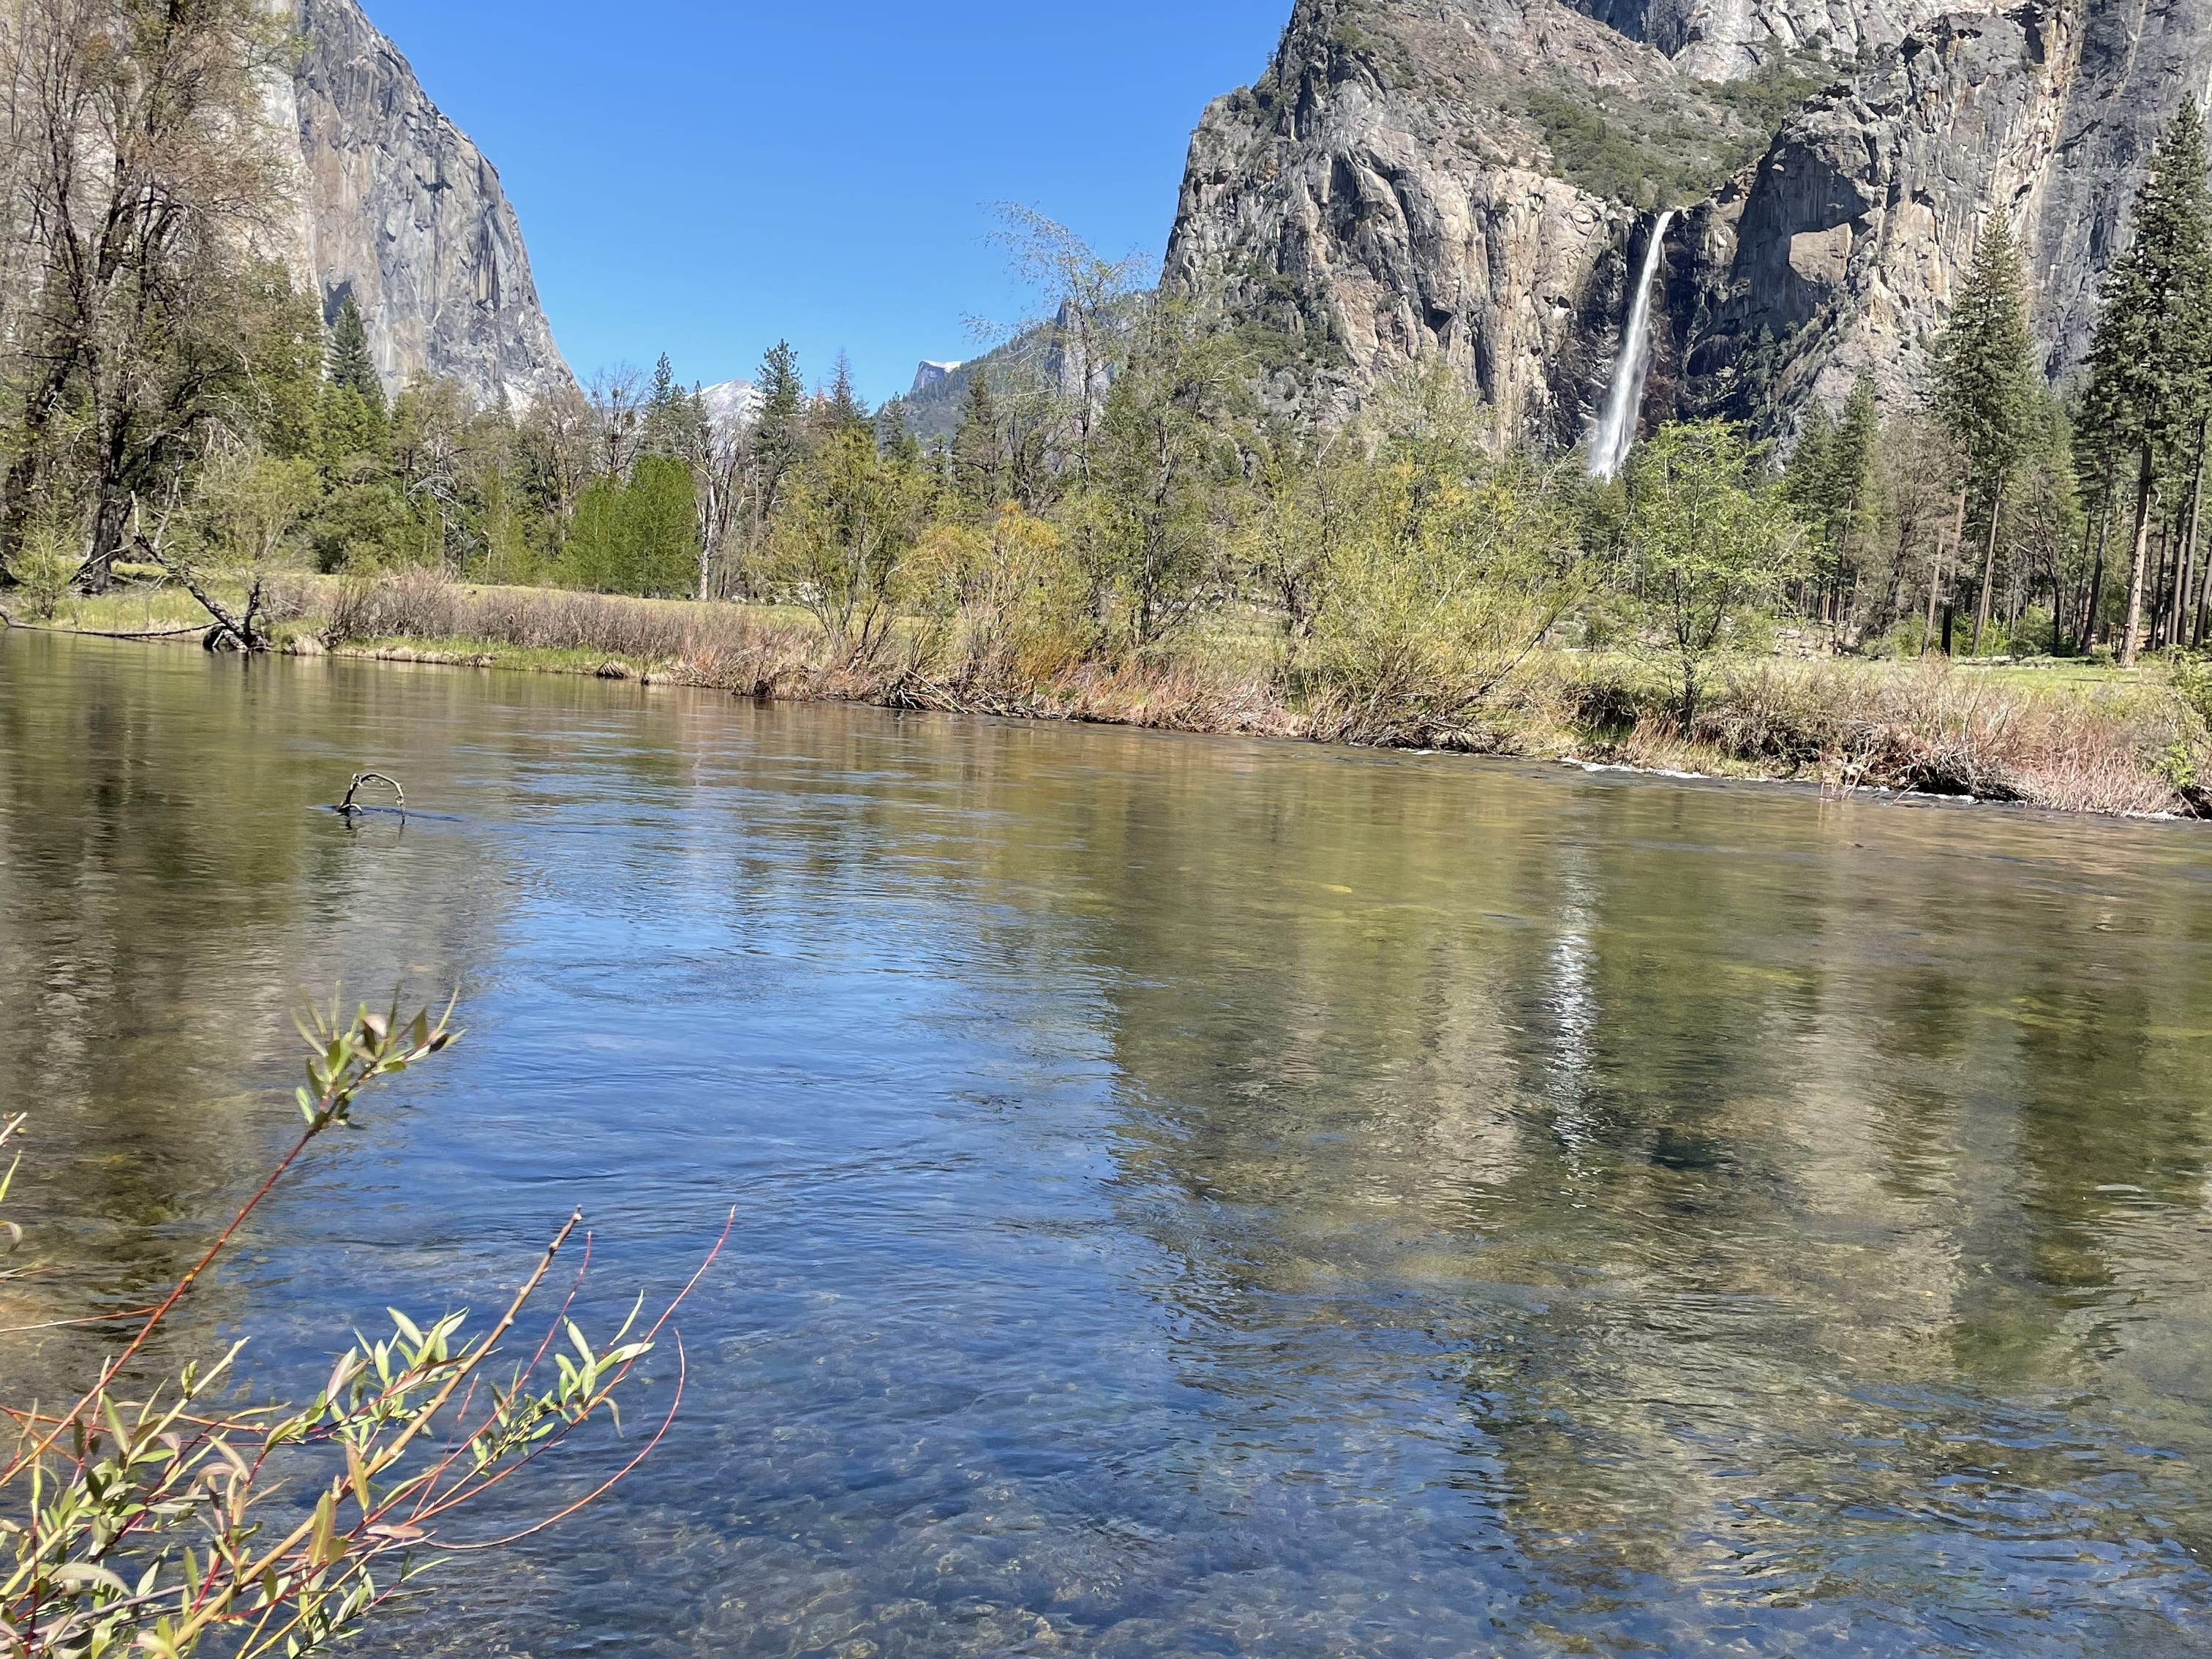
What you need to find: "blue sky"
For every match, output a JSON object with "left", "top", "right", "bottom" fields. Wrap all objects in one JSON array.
[{"left": 361, "top": 0, "right": 1290, "bottom": 405}]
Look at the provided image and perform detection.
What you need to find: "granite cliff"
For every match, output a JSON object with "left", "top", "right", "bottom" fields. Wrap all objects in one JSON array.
[
  {"left": 1682, "top": 1, "right": 2212, "bottom": 424},
  {"left": 1164, "top": 0, "right": 2211, "bottom": 448},
  {"left": 276, "top": 0, "right": 573, "bottom": 409}
]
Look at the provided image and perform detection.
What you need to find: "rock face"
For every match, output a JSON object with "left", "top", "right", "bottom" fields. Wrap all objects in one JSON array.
[
  {"left": 1165, "top": 0, "right": 2211, "bottom": 446},
  {"left": 911, "top": 361, "right": 965, "bottom": 395},
  {"left": 1682, "top": 1, "right": 2212, "bottom": 426},
  {"left": 1573, "top": 0, "right": 1974, "bottom": 75},
  {"left": 285, "top": 0, "right": 573, "bottom": 409},
  {"left": 1163, "top": 0, "right": 1696, "bottom": 448}
]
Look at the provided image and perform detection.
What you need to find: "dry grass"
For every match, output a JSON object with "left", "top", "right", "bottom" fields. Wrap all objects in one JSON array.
[
  {"left": 1561, "top": 658, "right": 2200, "bottom": 816},
  {"left": 26, "top": 571, "right": 2205, "bottom": 821},
  {"left": 313, "top": 577, "right": 2212, "bottom": 818},
  {"left": 311, "top": 571, "right": 1306, "bottom": 737}
]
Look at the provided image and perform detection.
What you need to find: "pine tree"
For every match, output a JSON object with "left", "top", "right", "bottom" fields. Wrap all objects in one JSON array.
[
  {"left": 746, "top": 341, "right": 808, "bottom": 558},
  {"left": 639, "top": 353, "right": 701, "bottom": 459},
  {"left": 816, "top": 353, "right": 870, "bottom": 437},
  {"left": 1783, "top": 379, "right": 1883, "bottom": 633},
  {"left": 1933, "top": 216, "right": 2038, "bottom": 654},
  {"left": 2085, "top": 102, "right": 2212, "bottom": 664},
  {"left": 1786, "top": 402, "right": 1839, "bottom": 612},
  {"left": 951, "top": 372, "right": 1007, "bottom": 509},
  {"left": 876, "top": 397, "right": 920, "bottom": 464},
  {"left": 326, "top": 292, "right": 383, "bottom": 410},
  {"left": 1831, "top": 376, "right": 1883, "bottom": 625}
]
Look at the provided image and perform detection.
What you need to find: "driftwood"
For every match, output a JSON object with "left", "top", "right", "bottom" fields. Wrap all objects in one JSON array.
[
  {"left": 4, "top": 617, "right": 208, "bottom": 640},
  {"left": 336, "top": 772, "right": 406, "bottom": 816}
]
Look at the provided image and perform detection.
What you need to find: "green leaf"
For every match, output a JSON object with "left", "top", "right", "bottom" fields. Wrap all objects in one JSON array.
[
  {"left": 52, "top": 1562, "right": 132, "bottom": 1596},
  {"left": 309, "top": 1489, "right": 344, "bottom": 1568}
]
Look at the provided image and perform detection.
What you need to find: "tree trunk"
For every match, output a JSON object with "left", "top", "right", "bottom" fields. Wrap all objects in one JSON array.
[
  {"left": 86, "top": 482, "right": 131, "bottom": 595},
  {"left": 2183, "top": 420, "right": 2209, "bottom": 652},
  {"left": 1970, "top": 488, "right": 2003, "bottom": 656},
  {"left": 2158, "top": 517, "right": 2176, "bottom": 650},
  {"left": 1925, "top": 486, "right": 1967, "bottom": 655},
  {"left": 2121, "top": 443, "right": 2155, "bottom": 668},
  {"left": 2043, "top": 543, "right": 2062, "bottom": 655},
  {"left": 2082, "top": 475, "right": 2113, "bottom": 654}
]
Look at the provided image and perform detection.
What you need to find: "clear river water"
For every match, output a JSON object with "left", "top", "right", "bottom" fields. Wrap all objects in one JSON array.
[{"left": 4, "top": 631, "right": 2212, "bottom": 1657}]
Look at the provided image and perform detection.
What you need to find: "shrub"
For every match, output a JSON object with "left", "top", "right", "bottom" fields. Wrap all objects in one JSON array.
[
  {"left": 4, "top": 526, "right": 84, "bottom": 620},
  {"left": 908, "top": 508, "right": 1094, "bottom": 689}
]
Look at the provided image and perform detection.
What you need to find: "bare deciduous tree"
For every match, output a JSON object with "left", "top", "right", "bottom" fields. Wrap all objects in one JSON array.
[{"left": 1, "top": 0, "right": 299, "bottom": 587}]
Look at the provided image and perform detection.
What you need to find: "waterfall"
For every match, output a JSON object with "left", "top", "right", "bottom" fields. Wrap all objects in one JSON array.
[{"left": 1587, "top": 210, "right": 1676, "bottom": 482}]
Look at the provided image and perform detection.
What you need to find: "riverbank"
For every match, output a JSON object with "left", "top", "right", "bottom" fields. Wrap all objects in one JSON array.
[{"left": 12, "top": 573, "right": 2211, "bottom": 820}]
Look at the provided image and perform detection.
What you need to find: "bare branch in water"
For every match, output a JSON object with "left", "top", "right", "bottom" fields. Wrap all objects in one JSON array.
[{"left": 337, "top": 773, "right": 407, "bottom": 814}]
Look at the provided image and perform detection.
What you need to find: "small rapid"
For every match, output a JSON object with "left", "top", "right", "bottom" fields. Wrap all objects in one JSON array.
[{"left": 1588, "top": 210, "right": 1675, "bottom": 481}]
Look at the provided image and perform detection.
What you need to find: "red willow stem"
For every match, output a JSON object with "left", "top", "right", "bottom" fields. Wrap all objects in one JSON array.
[{"left": 1, "top": 1121, "right": 323, "bottom": 1486}]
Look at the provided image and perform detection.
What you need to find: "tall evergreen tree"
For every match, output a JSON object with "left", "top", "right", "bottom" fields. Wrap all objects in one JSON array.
[
  {"left": 2085, "top": 102, "right": 2212, "bottom": 664},
  {"left": 876, "top": 397, "right": 920, "bottom": 464},
  {"left": 1786, "top": 402, "right": 1840, "bottom": 612},
  {"left": 639, "top": 353, "right": 702, "bottom": 459},
  {"left": 816, "top": 353, "right": 871, "bottom": 437},
  {"left": 951, "top": 372, "right": 1007, "bottom": 509},
  {"left": 649, "top": 353, "right": 680, "bottom": 407},
  {"left": 1834, "top": 375, "right": 1883, "bottom": 573},
  {"left": 742, "top": 342, "right": 808, "bottom": 576},
  {"left": 1933, "top": 216, "right": 2037, "bottom": 655},
  {"left": 326, "top": 292, "right": 384, "bottom": 410}
]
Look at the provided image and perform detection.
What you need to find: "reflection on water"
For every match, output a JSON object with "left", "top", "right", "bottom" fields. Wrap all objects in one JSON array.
[{"left": 4, "top": 631, "right": 2212, "bottom": 1657}]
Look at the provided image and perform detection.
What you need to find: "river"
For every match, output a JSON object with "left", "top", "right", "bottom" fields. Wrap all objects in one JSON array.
[{"left": 3, "top": 631, "right": 2211, "bottom": 1656}]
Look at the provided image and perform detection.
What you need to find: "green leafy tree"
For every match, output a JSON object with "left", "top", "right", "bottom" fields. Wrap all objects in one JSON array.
[
  {"left": 904, "top": 505, "right": 1091, "bottom": 689},
  {"left": 988, "top": 206, "right": 1147, "bottom": 482},
  {"left": 1304, "top": 443, "right": 1586, "bottom": 747},
  {"left": 766, "top": 427, "right": 933, "bottom": 662},
  {"left": 1239, "top": 423, "right": 1369, "bottom": 663},
  {"left": 2085, "top": 103, "right": 2212, "bottom": 664},
  {"left": 1, "top": 521, "right": 84, "bottom": 620},
  {"left": 1625, "top": 421, "right": 1805, "bottom": 723},
  {"left": 0, "top": 0, "right": 298, "bottom": 587},
  {"left": 1080, "top": 301, "right": 1247, "bottom": 647},
  {"left": 1933, "top": 217, "right": 2039, "bottom": 655},
  {"left": 562, "top": 456, "right": 701, "bottom": 596},
  {"left": 136, "top": 445, "right": 316, "bottom": 650}
]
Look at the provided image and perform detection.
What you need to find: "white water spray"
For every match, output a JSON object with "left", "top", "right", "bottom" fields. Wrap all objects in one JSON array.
[{"left": 1588, "top": 211, "right": 1675, "bottom": 481}]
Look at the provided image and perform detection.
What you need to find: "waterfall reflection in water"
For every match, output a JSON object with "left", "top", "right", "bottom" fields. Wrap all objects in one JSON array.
[{"left": 3, "top": 632, "right": 2211, "bottom": 1658}]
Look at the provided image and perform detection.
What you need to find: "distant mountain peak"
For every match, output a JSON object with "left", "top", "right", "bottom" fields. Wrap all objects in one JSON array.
[
  {"left": 911, "top": 361, "right": 965, "bottom": 396},
  {"left": 698, "top": 379, "right": 762, "bottom": 435}
]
